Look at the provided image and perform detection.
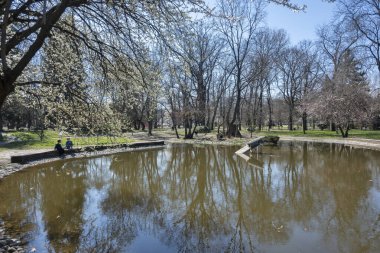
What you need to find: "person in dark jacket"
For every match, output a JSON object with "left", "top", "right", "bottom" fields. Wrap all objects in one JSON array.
[
  {"left": 55, "top": 140, "right": 64, "bottom": 156},
  {"left": 65, "top": 137, "right": 73, "bottom": 150}
]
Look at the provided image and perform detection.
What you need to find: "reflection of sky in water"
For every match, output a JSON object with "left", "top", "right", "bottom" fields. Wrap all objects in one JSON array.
[
  {"left": 127, "top": 232, "right": 175, "bottom": 253},
  {"left": 26, "top": 205, "right": 48, "bottom": 252},
  {"left": 369, "top": 188, "right": 380, "bottom": 211},
  {"left": 0, "top": 143, "right": 379, "bottom": 252}
]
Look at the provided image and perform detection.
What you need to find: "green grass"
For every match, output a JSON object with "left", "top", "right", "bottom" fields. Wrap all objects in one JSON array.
[
  {"left": 0, "top": 130, "right": 135, "bottom": 151},
  {"left": 155, "top": 126, "right": 380, "bottom": 140},
  {"left": 251, "top": 128, "right": 380, "bottom": 139},
  {"left": 1, "top": 128, "right": 380, "bottom": 152}
]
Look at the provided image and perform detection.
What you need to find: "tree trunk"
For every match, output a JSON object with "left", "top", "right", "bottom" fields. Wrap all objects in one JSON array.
[
  {"left": 133, "top": 121, "right": 139, "bottom": 130},
  {"left": 330, "top": 121, "right": 336, "bottom": 131},
  {"left": 258, "top": 90, "right": 263, "bottom": 131},
  {"left": 288, "top": 105, "right": 293, "bottom": 131},
  {"left": 184, "top": 121, "right": 197, "bottom": 139},
  {"left": 0, "top": 108, "right": 3, "bottom": 132},
  {"left": 174, "top": 126, "right": 179, "bottom": 138},
  {"left": 210, "top": 93, "right": 222, "bottom": 131},
  {"left": 196, "top": 74, "right": 207, "bottom": 126},
  {"left": 170, "top": 115, "right": 180, "bottom": 139},
  {"left": 148, "top": 120, "right": 153, "bottom": 136},
  {"left": 227, "top": 86, "right": 242, "bottom": 137},
  {"left": 0, "top": 80, "right": 13, "bottom": 112},
  {"left": 302, "top": 111, "right": 307, "bottom": 134},
  {"left": 227, "top": 124, "right": 242, "bottom": 138},
  {"left": 338, "top": 126, "right": 349, "bottom": 138},
  {"left": 267, "top": 94, "right": 273, "bottom": 131}
]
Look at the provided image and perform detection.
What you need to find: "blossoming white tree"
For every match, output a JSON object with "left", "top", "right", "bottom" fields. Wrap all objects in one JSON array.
[
  {"left": 307, "top": 50, "right": 370, "bottom": 137},
  {"left": 0, "top": 0, "right": 325, "bottom": 113}
]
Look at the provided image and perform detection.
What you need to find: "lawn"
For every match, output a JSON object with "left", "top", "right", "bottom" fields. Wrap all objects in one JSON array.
[
  {"left": 1, "top": 128, "right": 380, "bottom": 152},
  {"left": 252, "top": 128, "right": 380, "bottom": 139},
  {"left": 148, "top": 126, "right": 380, "bottom": 140},
  {"left": 0, "top": 130, "right": 135, "bottom": 151},
  {"left": 155, "top": 126, "right": 380, "bottom": 140}
]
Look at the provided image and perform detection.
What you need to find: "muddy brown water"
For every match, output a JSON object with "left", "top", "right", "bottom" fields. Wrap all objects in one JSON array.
[{"left": 0, "top": 142, "right": 379, "bottom": 253}]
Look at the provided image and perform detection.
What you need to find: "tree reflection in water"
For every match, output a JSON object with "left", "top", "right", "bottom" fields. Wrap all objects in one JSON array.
[{"left": 0, "top": 143, "right": 379, "bottom": 252}]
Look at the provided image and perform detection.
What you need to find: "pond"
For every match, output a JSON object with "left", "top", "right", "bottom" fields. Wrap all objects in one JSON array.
[{"left": 0, "top": 142, "right": 380, "bottom": 253}]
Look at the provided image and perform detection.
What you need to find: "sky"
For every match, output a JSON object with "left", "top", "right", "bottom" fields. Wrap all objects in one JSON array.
[{"left": 265, "top": 0, "right": 337, "bottom": 44}]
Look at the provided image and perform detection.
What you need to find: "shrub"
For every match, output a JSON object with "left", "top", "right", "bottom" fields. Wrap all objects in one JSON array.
[
  {"left": 317, "top": 123, "right": 328, "bottom": 131},
  {"left": 197, "top": 126, "right": 211, "bottom": 133}
]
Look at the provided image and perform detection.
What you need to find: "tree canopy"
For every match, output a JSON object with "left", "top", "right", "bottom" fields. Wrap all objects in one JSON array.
[{"left": 1, "top": 0, "right": 379, "bottom": 138}]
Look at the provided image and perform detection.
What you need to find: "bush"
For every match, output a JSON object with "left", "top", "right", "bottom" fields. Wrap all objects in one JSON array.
[
  {"left": 247, "top": 127, "right": 255, "bottom": 132},
  {"left": 197, "top": 126, "right": 210, "bottom": 133},
  {"left": 216, "top": 132, "right": 224, "bottom": 140},
  {"left": 317, "top": 123, "right": 328, "bottom": 131},
  {"left": 121, "top": 127, "right": 133, "bottom": 133},
  {"left": 12, "top": 132, "right": 35, "bottom": 141}
]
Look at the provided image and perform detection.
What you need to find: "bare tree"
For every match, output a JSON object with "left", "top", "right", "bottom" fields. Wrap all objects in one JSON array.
[
  {"left": 0, "top": 0, "right": 314, "bottom": 111},
  {"left": 174, "top": 21, "right": 223, "bottom": 128},
  {"left": 338, "top": 0, "right": 380, "bottom": 74},
  {"left": 217, "top": 0, "right": 265, "bottom": 137},
  {"left": 277, "top": 46, "right": 305, "bottom": 130},
  {"left": 247, "top": 28, "right": 288, "bottom": 131},
  {"left": 297, "top": 41, "right": 323, "bottom": 134}
]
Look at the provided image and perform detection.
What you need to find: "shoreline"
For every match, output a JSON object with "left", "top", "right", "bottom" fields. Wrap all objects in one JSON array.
[
  {"left": 2, "top": 136, "right": 380, "bottom": 180},
  {"left": 1, "top": 136, "right": 380, "bottom": 181},
  {"left": 0, "top": 144, "right": 165, "bottom": 181}
]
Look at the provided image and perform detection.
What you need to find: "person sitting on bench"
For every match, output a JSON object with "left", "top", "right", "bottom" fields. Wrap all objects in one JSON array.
[
  {"left": 65, "top": 137, "right": 73, "bottom": 150},
  {"left": 55, "top": 140, "right": 64, "bottom": 156}
]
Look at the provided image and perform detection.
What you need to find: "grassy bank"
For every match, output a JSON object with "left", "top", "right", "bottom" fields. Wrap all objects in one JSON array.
[
  {"left": 0, "top": 130, "right": 135, "bottom": 150},
  {"left": 1, "top": 128, "right": 380, "bottom": 152},
  {"left": 252, "top": 129, "right": 380, "bottom": 139},
  {"left": 154, "top": 126, "right": 380, "bottom": 140}
]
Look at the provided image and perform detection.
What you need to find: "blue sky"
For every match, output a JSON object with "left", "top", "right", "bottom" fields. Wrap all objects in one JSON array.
[{"left": 265, "top": 0, "right": 337, "bottom": 44}]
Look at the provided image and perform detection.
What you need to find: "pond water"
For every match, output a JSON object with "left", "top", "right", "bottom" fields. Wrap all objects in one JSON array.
[{"left": 0, "top": 142, "right": 380, "bottom": 253}]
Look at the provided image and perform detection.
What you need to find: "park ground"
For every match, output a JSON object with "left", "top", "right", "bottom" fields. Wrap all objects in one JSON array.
[{"left": 1, "top": 127, "right": 380, "bottom": 166}]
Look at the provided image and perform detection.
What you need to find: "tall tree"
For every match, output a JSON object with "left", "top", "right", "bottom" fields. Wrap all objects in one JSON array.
[
  {"left": 277, "top": 46, "right": 305, "bottom": 131},
  {"left": 0, "top": 0, "right": 333, "bottom": 111},
  {"left": 218, "top": 0, "right": 265, "bottom": 137},
  {"left": 0, "top": 0, "right": 207, "bottom": 110},
  {"left": 317, "top": 20, "right": 359, "bottom": 130},
  {"left": 297, "top": 41, "right": 322, "bottom": 134},
  {"left": 247, "top": 28, "right": 288, "bottom": 131},
  {"left": 338, "top": 0, "right": 380, "bottom": 74},
  {"left": 174, "top": 21, "right": 222, "bottom": 128}
]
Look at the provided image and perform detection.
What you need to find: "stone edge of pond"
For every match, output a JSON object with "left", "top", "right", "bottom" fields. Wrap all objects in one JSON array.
[
  {"left": 0, "top": 220, "right": 25, "bottom": 253},
  {"left": 1, "top": 141, "right": 165, "bottom": 180}
]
